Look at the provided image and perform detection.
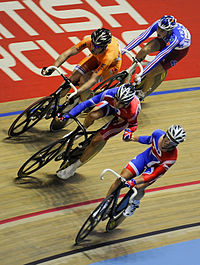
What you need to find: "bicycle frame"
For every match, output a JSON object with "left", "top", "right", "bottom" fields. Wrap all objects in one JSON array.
[
  {"left": 100, "top": 168, "right": 137, "bottom": 217},
  {"left": 121, "top": 49, "right": 144, "bottom": 84},
  {"left": 17, "top": 113, "right": 106, "bottom": 178},
  {"left": 8, "top": 67, "right": 78, "bottom": 137},
  {"left": 75, "top": 169, "right": 137, "bottom": 244}
]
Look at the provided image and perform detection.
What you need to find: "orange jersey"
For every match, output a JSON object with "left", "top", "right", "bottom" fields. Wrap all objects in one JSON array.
[{"left": 75, "top": 36, "right": 122, "bottom": 76}]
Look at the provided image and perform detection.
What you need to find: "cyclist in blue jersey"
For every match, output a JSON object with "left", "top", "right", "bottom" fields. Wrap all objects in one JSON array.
[
  {"left": 124, "top": 15, "right": 191, "bottom": 100},
  {"left": 56, "top": 84, "right": 141, "bottom": 179},
  {"left": 106, "top": 124, "right": 186, "bottom": 229}
]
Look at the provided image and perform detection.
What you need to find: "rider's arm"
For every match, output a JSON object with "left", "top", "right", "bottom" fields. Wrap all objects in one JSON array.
[
  {"left": 63, "top": 92, "right": 103, "bottom": 119},
  {"left": 141, "top": 35, "right": 179, "bottom": 77},
  {"left": 142, "top": 160, "right": 176, "bottom": 182},
  {"left": 127, "top": 158, "right": 176, "bottom": 188},
  {"left": 123, "top": 21, "right": 158, "bottom": 53},
  {"left": 138, "top": 135, "right": 152, "bottom": 144},
  {"left": 76, "top": 72, "right": 99, "bottom": 96},
  {"left": 53, "top": 46, "right": 79, "bottom": 68}
]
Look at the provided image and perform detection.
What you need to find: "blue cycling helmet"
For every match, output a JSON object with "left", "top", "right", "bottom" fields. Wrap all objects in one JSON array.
[{"left": 158, "top": 15, "right": 177, "bottom": 31}]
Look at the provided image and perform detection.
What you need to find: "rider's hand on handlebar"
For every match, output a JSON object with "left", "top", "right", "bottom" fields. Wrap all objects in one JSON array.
[
  {"left": 56, "top": 113, "right": 69, "bottom": 121},
  {"left": 123, "top": 128, "right": 132, "bottom": 141},
  {"left": 41, "top": 67, "right": 54, "bottom": 76},
  {"left": 125, "top": 178, "right": 137, "bottom": 188},
  {"left": 134, "top": 74, "right": 141, "bottom": 84}
]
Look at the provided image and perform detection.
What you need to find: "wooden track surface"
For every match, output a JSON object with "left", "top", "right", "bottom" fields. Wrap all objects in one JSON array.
[{"left": 0, "top": 77, "right": 200, "bottom": 265}]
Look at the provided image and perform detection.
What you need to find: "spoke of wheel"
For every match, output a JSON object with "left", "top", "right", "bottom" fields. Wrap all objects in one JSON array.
[
  {"left": 79, "top": 220, "right": 95, "bottom": 240},
  {"left": 23, "top": 157, "right": 43, "bottom": 174},
  {"left": 13, "top": 118, "right": 30, "bottom": 130}
]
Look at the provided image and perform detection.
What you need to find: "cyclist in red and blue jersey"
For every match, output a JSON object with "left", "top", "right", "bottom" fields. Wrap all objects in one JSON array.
[
  {"left": 56, "top": 84, "right": 141, "bottom": 179},
  {"left": 124, "top": 15, "right": 191, "bottom": 100},
  {"left": 106, "top": 124, "right": 186, "bottom": 229}
]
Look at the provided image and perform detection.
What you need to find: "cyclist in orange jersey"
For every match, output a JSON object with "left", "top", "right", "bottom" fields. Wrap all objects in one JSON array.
[{"left": 42, "top": 28, "right": 122, "bottom": 101}]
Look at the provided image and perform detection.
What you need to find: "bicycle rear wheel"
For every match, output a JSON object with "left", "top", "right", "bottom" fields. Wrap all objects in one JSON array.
[
  {"left": 8, "top": 96, "right": 54, "bottom": 137},
  {"left": 17, "top": 138, "right": 66, "bottom": 178},
  {"left": 93, "top": 71, "right": 128, "bottom": 95},
  {"left": 58, "top": 133, "right": 94, "bottom": 170},
  {"left": 75, "top": 195, "right": 114, "bottom": 245}
]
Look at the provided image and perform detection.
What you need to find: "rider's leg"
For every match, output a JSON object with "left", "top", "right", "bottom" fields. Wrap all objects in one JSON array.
[
  {"left": 140, "top": 46, "right": 189, "bottom": 97},
  {"left": 56, "top": 107, "right": 106, "bottom": 179},
  {"left": 135, "top": 38, "right": 166, "bottom": 100},
  {"left": 106, "top": 170, "right": 148, "bottom": 229},
  {"left": 123, "top": 183, "right": 148, "bottom": 217},
  {"left": 140, "top": 63, "right": 167, "bottom": 94},
  {"left": 56, "top": 132, "right": 106, "bottom": 179},
  {"left": 79, "top": 71, "right": 94, "bottom": 101},
  {"left": 79, "top": 106, "right": 108, "bottom": 163},
  {"left": 80, "top": 132, "right": 106, "bottom": 164},
  {"left": 136, "top": 38, "right": 162, "bottom": 61},
  {"left": 83, "top": 106, "right": 105, "bottom": 128},
  {"left": 106, "top": 153, "right": 148, "bottom": 223},
  {"left": 58, "top": 70, "right": 82, "bottom": 98}
]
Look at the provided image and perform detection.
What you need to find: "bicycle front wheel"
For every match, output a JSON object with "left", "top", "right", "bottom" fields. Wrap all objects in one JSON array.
[
  {"left": 17, "top": 138, "right": 66, "bottom": 178},
  {"left": 8, "top": 96, "right": 54, "bottom": 137},
  {"left": 75, "top": 195, "right": 114, "bottom": 245}
]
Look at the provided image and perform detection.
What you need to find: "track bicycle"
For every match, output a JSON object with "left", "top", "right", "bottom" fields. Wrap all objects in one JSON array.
[
  {"left": 17, "top": 114, "right": 107, "bottom": 179},
  {"left": 8, "top": 50, "right": 144, "bottom": 137},
  {"left": 8, "top": 66, "right": 79, "bottom": 137},
  {"left": 75, "top": 168, "right": 138, "bottom": 245}
]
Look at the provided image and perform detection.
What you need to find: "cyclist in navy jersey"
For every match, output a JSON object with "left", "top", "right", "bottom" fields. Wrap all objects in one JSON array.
[
  {"left": 123, "top": 15, "right": 191, "bottom": 100},
  {"left": 56, "top": 84, "right": 141, "bottom": 179},
  {"left": 106, "top": 124, "right": 186, "bottom": 229}
]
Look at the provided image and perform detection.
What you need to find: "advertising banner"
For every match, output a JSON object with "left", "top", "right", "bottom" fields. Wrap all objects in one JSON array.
[{"left": 0, "top": 0, "right": 199, "bottom": 102}]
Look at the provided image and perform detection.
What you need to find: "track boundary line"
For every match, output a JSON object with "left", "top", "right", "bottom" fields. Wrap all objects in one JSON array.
[
  {"left": 24, "top": 222, "right": 200, "bottom": 265},
  {"left": 0, "top": 86, "right": 200, "bottom": 118},
  {"left": 1, "top": 180, "right": 200, "bottom": 226}
]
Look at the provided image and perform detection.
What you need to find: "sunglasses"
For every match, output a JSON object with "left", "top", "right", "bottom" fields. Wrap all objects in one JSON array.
[
  {"left": 165, "top": 133, "right": 178, "bottom": 146},
  {"left": 92, "top": 41, "right": 104, "bottom": 49},
  {"left": 114, "top": 97, "right": 128, "bottom": 107}
]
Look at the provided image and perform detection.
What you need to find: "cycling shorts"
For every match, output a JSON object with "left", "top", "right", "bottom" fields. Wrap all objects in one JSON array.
[
  {"left": 157, "top": 38, "right": 189, "bottom": 70},
  {"left": 95, "top": 102, "right": 128, "bottom": 140},
  {"left": 75, "top": 55, "right": 121, "bottom": 82}
]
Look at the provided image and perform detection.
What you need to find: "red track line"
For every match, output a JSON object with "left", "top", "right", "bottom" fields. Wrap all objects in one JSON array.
[{"left": 1, "top": 180, "right": 200, "bottom": 225}]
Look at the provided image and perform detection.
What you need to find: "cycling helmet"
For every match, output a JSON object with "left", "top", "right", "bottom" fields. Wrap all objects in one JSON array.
[
  {"left": 166, "top": 124, "right": 186, "bottom": 145},
  {"left": 158, "top": 15, "right": 177, "bottom": 31},
  {"left": 91, "top": 28, "right": 112, "bottom": 47},
  {"left": 115, "top": 84, "right": 135, "bottom": 105}
]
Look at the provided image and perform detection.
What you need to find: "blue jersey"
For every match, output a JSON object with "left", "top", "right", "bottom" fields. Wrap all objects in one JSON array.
[
  {"left": 124, "top": 21, "right": 191, "bottom": 77},
  {"left": 126, "top": 129, "right": 177, "bottom": 183},
  {"left": 64, "top": 87, "right": 141, "bottom": 132}
]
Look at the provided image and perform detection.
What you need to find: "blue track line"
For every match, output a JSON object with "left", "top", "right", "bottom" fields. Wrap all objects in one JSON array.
[{"left": 0, "top": 86, "right": 199, "bottom": 118}]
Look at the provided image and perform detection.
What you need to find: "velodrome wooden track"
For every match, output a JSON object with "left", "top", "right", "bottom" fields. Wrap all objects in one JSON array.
[{"left": 0, "top": 77, "right": 200, "bottom": 265}]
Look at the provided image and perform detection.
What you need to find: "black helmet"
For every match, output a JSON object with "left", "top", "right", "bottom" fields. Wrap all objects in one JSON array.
[{"left": 91, "top": 28, "right": 112, "bottom": 47}]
